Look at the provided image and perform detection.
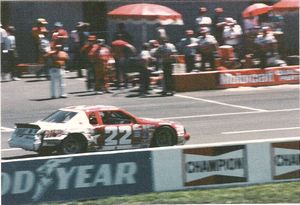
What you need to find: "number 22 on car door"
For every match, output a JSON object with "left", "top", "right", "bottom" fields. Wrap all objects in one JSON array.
[{"left": 104, "top": 125, "right": 133, "bottom": 146}]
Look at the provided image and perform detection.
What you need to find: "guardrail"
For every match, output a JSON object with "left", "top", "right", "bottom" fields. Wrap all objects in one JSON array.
[{"left": 2, "top": 137, "right": 300, "bottom": 204}]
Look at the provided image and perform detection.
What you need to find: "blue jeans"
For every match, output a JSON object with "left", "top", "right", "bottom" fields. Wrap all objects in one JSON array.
[{"left": 49, "top": 68, "right": 66, "bottom": 98}]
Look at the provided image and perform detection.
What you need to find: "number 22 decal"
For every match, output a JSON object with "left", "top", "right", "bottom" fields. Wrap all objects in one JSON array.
[{"left": 105, "top": 126, "right": 132, "bottom": 145}]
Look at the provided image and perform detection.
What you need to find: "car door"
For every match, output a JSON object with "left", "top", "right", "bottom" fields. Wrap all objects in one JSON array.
[{"left": 98, "top": 110, "right": 143, "bottom": 150}]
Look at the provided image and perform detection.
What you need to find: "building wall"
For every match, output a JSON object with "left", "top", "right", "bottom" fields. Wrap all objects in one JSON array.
[
  {"left": 2, "top": 0, "right": 299, "bottom": 63},
  {"left": 4, "top": 1, "right": 83, "bottom": 63}
]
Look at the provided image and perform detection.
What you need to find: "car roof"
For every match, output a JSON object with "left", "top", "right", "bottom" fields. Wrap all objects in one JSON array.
[{"left": 62, "top": 105, "right": 120, "bottom": 112}]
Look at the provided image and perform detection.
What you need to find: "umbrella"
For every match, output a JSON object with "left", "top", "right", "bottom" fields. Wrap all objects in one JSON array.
[
  {"left": 242, "top": 3, "right": 273, "bottom": 18},
  {"left": 108, "top": 3, "right": 183, "bottom": 25},
  {"left": 272, "top": 0, "right": 299, "bottom": 12},
  {"left": 108, "top": 3, "right": 183, "bottom": 42}
]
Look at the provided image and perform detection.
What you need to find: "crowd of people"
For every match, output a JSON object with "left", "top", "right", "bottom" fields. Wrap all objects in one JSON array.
[{"left": 0, "top": 6, "right": 288, "bottom": 98}]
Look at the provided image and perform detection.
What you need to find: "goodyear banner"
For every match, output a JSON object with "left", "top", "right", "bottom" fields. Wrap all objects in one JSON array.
[
  {"left": 2, "top": 151, "right": 153, "bottom": 205},
  {"left": 219, "top": 66, "right": 299, "bottom": 88}
]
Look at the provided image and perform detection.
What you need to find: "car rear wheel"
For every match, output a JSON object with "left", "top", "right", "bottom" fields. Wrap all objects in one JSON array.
[
  {"left": 59, "top": 135, "right": 87, "bottom": 154},
  {"left": 151, "top": 126, "right": 176, "bottom": 147}
]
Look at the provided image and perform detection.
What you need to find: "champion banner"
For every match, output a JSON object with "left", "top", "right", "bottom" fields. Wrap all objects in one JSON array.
[{"left": 183, "top": 145, "right": 247, "bottom": 186}]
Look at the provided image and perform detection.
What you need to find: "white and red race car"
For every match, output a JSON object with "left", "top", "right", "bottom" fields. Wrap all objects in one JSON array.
[{"left": 9, "top": 105, "right": 190, "bottom": 155}]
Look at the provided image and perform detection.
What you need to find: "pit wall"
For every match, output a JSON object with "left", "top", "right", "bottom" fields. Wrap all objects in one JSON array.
[
  {"left": 174, "top": 66, "right": 299, "bottom": 92},
  {"left": 2, "top": 137, "right": 300, "bottom": 205}
]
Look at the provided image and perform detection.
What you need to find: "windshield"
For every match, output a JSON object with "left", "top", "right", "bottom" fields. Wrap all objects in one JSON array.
[{"left": 42, "top": 110, "right": 78, "bottom": 123}]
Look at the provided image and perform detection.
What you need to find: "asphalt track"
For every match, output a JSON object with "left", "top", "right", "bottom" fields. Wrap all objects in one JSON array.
[{"left": 1, "top": 71, "right": 299, "bottom": 159}]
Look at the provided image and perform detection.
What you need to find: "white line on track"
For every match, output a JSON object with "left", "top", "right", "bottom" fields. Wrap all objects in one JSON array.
[
  {"left": 222, "top": 127, "right": 300, "bottom": 135},
  {"left": 161, "top": 108, "right": 300, "bottom": 120},
  {"left": 175, "top": 94, "right": 267, "bottom": 112}
]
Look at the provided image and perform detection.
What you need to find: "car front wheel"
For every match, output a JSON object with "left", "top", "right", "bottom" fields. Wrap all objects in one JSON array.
[{"left": 151, "top": 126, "right": 176, "bottom": 147}]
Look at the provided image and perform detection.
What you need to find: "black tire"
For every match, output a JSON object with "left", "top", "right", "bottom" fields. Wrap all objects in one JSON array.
[
  {"left": 151, "top": 126, "right": 177, "bottom": 147},
  {"left": 59, "top": 135, "right": 87, "bottom": 155}
]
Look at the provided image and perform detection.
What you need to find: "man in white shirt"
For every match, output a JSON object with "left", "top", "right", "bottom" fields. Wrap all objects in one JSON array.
[
  {"left": 198, "top": 27, "right": 218, "bottom": 71},
  {"left": 195, "top": 7, "right": 212, "bottom": 32},
  {"left": 178, "top": 30, "right": 199, "bottom": 72},
  {"left": 155, "top": 37, "right": 177, "bottom": 96},
  {"left": 5, "top": 26, "right": 20, "bottom": 81},
  {"left": 223, "top": 18, "right": 243, "bottom": 58}
]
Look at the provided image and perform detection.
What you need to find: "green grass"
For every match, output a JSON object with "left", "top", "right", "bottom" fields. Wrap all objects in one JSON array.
[{"left": 42, "top": 181, "right": 300, "bottom": 205}]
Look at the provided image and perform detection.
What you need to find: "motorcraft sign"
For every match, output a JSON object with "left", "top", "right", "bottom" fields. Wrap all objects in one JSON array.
[
  {"left": 183, "top": 145, "right": 247, "bottom": 186},
  {"left": 272, "top": 141, "right": 300, "bottom": 180},
  {"left": 2, "top": 151, "right": 152, "bottom": 205},
  {"left": 219, "top": 66, "right": 299, "bottom": 88}
]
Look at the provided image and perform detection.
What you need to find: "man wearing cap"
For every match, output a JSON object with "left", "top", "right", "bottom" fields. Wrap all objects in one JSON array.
[
  {"left": 70, "top": 22, "right": 90, "bottom": 78},
  {"left": 197, "top": 27, "right": 218, "bottom": 71},
  {"left": 223, "top": 18, "right": 243, "bottom": 59},
  {"left": 89, "top": 39, "right": 112, "bottom": 94},
  {"left": 195, "top": 7, "right": 212, "bottom": 32},
  {"left": 51, "top": 22, "right": 68, "bottom": 49},
  {"left": 46, "top": 44, "right": 69, "bottom": 98},
  {"left": 178, "top": 30, "right": 199, "bottom": 72},
  {"left": 155, "top": 37, "right": 177, "bottom": 96},
  {"left": 32, "top": 18, "right": 49, "bottom": 63},
  {"left": 254, "top": 26, "right": 278, "bottom": 68}
]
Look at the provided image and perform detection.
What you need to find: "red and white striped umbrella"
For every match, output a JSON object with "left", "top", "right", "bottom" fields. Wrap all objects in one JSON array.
[
  {"left": 108, "top": 3, "right": 183, "bottom": 25},
  {"left": 242, "top": 3, "right": 273, "bottom": 18},
  {"left": 272, "top": 0, "right": 299, "bottom": 12}
]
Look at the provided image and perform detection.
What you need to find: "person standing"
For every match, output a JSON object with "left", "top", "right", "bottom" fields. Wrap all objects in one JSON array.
[
  {"left": 70, "top": 22, "right": 90, "bottom": 78},
  {"left": 155, "top": 37, "right": 177, "bottom": 96},
  {"left": 212, "top": 7, "right": 226, "bottom": 45},
  {"left": 197, "top": 27, "right": 218, "bottom": 71},
  {"left": 36, "top": 33, "right": 51, "bottom": 78},
  {"left": 81, "top": 35, "right": 97, "bottom": 90},
  {"left": 195, "top": 7, "right": 212, "bottom": 32},
  {"left": 254, "top": 26, "right": 278, "bottom": 68},
  {"left": 5, "top": 26, "right": 20, "bottom": 81},
  {"left": 178, "top": 30, "right": 199, "bottom": 73},
  {"left": 90, "top": 39, "right": 112, "bottom": 94},
  {"left": 46, "top": 44, "right": 69, "bottom": 98},
  {"left": 1, "top": 23, "right": 8, "bottom": 80},
  {"left": 50, "top": 22, "right": 69, "bottom": 49},
  {"left": 139, "top": 43, "right": 153, "bottom": 96},
  {"left": 111, "top": 35, "right": 136, "bottom": 89},
  {"left": 32, "top": 18, "right": 49, "bottom": 63},
  {"left": 223, "top": 18, "right": 243, "bottom": 59}
]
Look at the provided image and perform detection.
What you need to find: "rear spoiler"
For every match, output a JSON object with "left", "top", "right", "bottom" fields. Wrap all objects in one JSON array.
[{"left": 15, "top": 123, "right": 40, "bottom": 129}]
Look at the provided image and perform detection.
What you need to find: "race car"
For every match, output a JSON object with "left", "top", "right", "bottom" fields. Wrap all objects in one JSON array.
[{"left": 9, "top": 105, "right": 190, "bottom": 155}]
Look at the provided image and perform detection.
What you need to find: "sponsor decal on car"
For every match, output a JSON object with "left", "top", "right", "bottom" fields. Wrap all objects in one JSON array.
[
  {"left": 272, "top": 141, "right": 300, "bottom": 180},
  {"left": 183, "top": 145, "right": 247, "bottom": 186}
]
